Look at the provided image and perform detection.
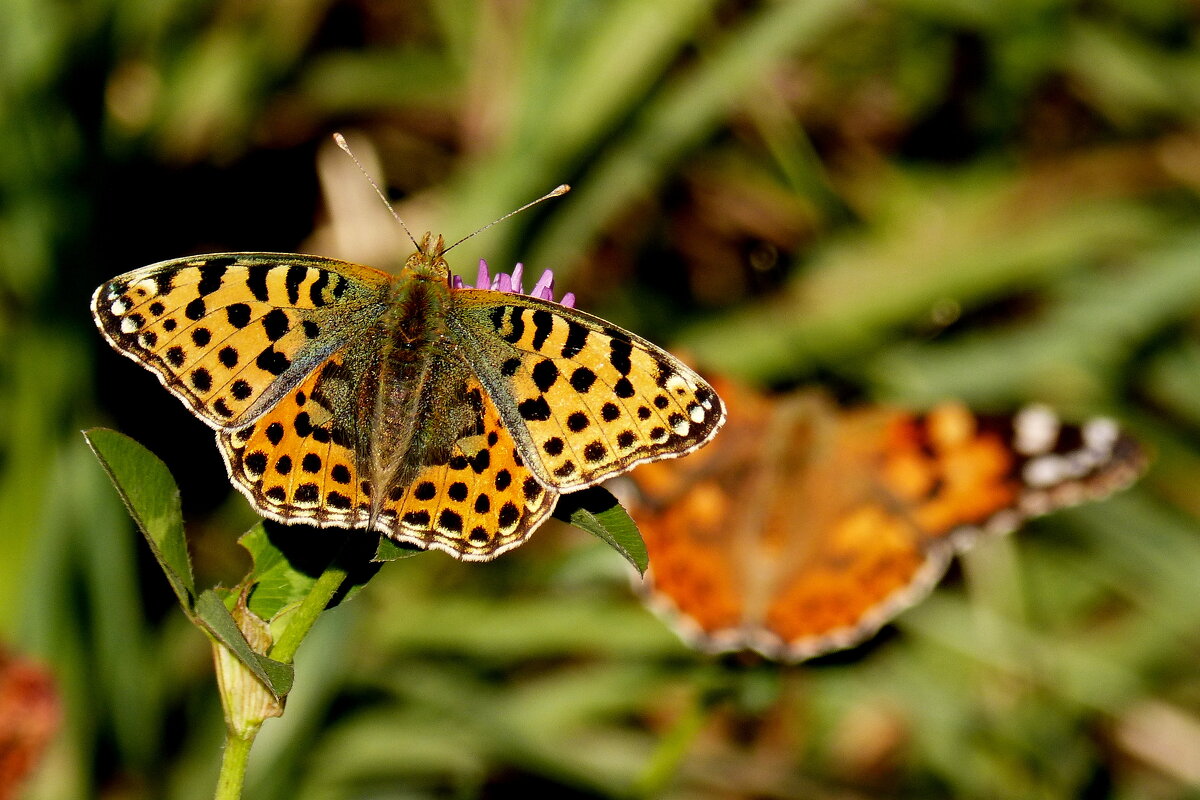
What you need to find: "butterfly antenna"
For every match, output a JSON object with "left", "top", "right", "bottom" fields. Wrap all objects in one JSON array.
[
  {"left": 333, "top": 132, "right": 421, "bottom": 251},
  {"left": 442, "top": 184, "right": 571, "bottom": 254}
]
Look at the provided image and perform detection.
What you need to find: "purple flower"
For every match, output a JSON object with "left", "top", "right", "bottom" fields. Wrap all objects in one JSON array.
[{"left": 453, "top": 260, "right": 576, "bottom": 308}]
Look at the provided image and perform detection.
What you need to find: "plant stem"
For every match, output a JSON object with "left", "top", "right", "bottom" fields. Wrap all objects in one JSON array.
[
  {"left": 214, "top": 729, "right": 256, "bottom": 800},
  {"left": 269, "top": 556, "right": 349, "bottom": 664},
  {"left": 212, "top": 546, "right": 351, "bottom": 799}
]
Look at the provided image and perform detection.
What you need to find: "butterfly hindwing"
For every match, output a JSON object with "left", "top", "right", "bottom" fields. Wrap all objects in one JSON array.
[
  {"left": 92, "top": 253, "right": 391, "bottom": 429},
  {"left": 219, "top": 349, "right": 366, "bottom": 528},
  {"left": 369, "top": 373, "right": 559, "bottom": 560},
  {"left": 449, "top": 291, "right": 724, "bottom": 491},
  {"left": 218, "top": 354, "right": 558, "bottom": 561}
]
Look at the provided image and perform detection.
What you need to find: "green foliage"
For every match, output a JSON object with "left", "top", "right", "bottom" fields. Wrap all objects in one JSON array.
[
  {"left": 555, "top": 487, "right": 648, "bottom": 575},
  {"left": 84, "top": 429, "right": 294, "bottom": 697},
  {"left": 4, "top": 0, "right": 1200, "bottom": 798}
]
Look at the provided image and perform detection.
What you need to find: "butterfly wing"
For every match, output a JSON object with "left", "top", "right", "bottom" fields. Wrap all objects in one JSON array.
[
  {"left": 760, "top": 401, "right": 1145, "bottom": 660},
  {"left": 92, "top": 253, "right": 391, "bottom": 429},
  {"left": 447, "top": 291, "right": 725, "bottom": 492},
  {"left": 217, "top": 347, "right": 559, "bottom": 561}
]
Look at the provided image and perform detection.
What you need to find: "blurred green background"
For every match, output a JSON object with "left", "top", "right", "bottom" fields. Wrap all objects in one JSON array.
[{"left": 4, "top": 0, "right": 1200, "bottom": 797}]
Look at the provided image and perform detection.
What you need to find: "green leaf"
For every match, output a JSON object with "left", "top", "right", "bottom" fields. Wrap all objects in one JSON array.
[
  {"left": 82, "top": 428, "right": 196, "bottom": 611},
  {"left": 195, "top": 590, "right": 293, "bottom": 699},
  {"left": 239, "top": 524, "right": 319, "bottom": 620},
  {"left": 239, "top": 522, "right": 385, "bottom": 619},
  {"left": 555, "top": 487, "right": 648, "bottom": 575},
  {"left": 374, "top": 536, "right": 426, "bottom": 562}
]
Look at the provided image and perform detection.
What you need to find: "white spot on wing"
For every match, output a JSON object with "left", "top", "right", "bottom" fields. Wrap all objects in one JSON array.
[
  {"left": 133, "top": 278, "right": 160, "bottom": 297},
  {"left": 665, "top": 375, "right": 690, "bottom": 393},
  {"left": 1023, "top": 454, "right": 1069, "bottom": 487},
  {"left": 1014, "top": 404, "right": 1059, "bottom": 455},
  {"left": 1084, "top": 417, "right": 1119, "bottom": 454}
]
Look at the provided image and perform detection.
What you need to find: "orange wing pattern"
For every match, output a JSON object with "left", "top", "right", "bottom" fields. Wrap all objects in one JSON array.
[{"left": 219, "top": 360, "right": 558, "bottom": 561}]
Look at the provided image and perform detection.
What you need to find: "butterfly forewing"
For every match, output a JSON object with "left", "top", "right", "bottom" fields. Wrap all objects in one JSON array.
[
  {"left": 448, "top": 292, "right": 724, "bottom": 491},
  {"left": 92, "top": 253, "right": 391, "bottom": 429}
]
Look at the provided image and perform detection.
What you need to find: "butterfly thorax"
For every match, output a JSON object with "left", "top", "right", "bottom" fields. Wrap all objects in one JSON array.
[{"left": 357, "top": 236, "right": 474, "bottom": 518}]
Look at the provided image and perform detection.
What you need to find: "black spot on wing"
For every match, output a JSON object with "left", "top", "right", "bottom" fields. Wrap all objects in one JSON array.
[
  {"left": 154, "top": 271, "right": 175, "bottom": 296},
  {"left": 438, "top": 509, "right": 463, "bottom": 534},
  {"left": 403, "top": 510, "right": 430, "bottom": 527},
  {"left": 262, "top": 309, "right": 290, "bottom": 341},
  {"left": 226, "top": 303, "right": 251, "bottom": 328},
  {"left": 583, "top": 441, "right": 608, "bottom": 462},
  {"left": 246, "top": 265, "right": 270, "bottom": 302},
  {"left": 309, "top": 270, "right": 330, "bottom": 306},
  {"left": 531, "top": 360, "right": 558, "bottom": 393},
  {"left": 293, "top": 412, "right": 312, "bottom": 438},
  {"left": 492, "top": 307, "right": 525, "bottom": 344},
  {"left": 518, "top": 396, "right": 552, "bottom": 422},
  {"left": 570, "top": 367, "right": 596, "bottom": 393},
  {"left": 530, "top": 309, "right": 553, "bottom": 351},
  {"left": 609, "top": 336, "right": 633, "bottom": 375},
  {"left": 498, "top": 502, "right": 520, "bottom": 527},
  {"left": 561, "top": 320, "right": 589, "bottom": 358},
  {"left": 197, "top": 263, "right": 227, "bottom": 296},
  {"left": 285, "top": 265, "right": 306, "bottom": 305},
  {"left": 185, "top": 298, "right": 206, "bottom": 320},
  {"left": 256, "top": 347, "right": 291, "bottom": 376}
]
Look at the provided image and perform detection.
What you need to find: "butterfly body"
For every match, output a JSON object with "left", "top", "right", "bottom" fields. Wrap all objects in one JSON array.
[{"left": 94, "top": 234, "right": 724, "bottom": 560}]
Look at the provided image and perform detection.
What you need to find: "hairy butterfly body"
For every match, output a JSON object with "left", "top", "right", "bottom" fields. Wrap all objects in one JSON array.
[{"left": 93, "top": 233, "right": 724, "bottom": 560}]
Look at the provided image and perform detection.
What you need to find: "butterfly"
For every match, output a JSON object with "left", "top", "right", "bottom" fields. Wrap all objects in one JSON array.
[
  {"left": 626, "top": 378, "right": 1146, "bottom": 662},
  {"left": 91, "top": 234, "right": 725, "bottom": 560}
]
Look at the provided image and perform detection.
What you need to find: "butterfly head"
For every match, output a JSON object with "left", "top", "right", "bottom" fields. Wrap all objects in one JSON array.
[{"left": 404, "top": 232, "right": 451, "bottom": 282}]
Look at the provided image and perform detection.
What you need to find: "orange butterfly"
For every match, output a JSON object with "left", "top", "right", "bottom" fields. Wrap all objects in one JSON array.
[{"left": 628, "top": 378, "right": 1146, "bottom": 661}]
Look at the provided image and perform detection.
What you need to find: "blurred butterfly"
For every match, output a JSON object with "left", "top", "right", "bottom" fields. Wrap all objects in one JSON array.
[{"left": 627, "top": 378, "right": 1145, "bottom": 661}]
